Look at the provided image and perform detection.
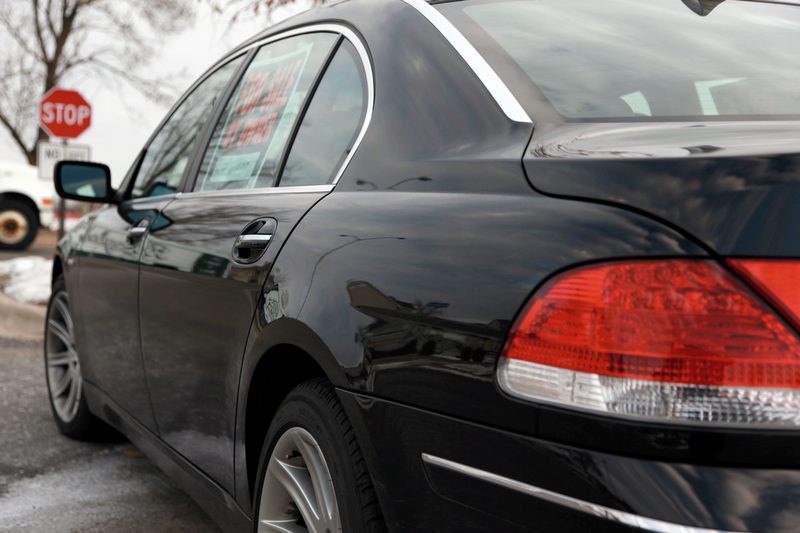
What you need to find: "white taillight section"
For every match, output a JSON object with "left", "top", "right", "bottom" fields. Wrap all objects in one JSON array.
[
  {"left": 498, "top": 260, "right": 800, "bottom": 427},
  {"left": 500, "top": 359, "right": 800, "bottom": 426}
]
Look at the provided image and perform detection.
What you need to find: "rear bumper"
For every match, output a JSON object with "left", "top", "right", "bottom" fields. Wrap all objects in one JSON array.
[{"left": 338, "top": 390, "right": 800, "bottom": 532}]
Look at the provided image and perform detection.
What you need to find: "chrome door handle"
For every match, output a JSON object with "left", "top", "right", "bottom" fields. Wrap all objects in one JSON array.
[
  {"left": 127, "top": 220, "right": 149, "bottom": 243},
  {"left": 232, "top": 217, "right": 278, "bottom": 264},
  {"left": 234, "top": 234, "right": 272, "bottom": 250}
]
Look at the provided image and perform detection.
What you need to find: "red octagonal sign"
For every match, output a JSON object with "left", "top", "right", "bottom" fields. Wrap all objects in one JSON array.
[{"left": 39, "top": 88, "right": 92, "bottom": 139}]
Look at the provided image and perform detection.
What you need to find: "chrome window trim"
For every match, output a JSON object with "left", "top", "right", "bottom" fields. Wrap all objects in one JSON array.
[
  {"left": 421, "top": 454, "right": 746, "bottom": 533},
  {"left": 180, "top": 23, "right": 374, "bottom": 199},
  {"left": 175, "top": 184, "right": 334, "bottom": 200},
  {"left": 399, "top": 0, "right": 532, "bottom": 124}
]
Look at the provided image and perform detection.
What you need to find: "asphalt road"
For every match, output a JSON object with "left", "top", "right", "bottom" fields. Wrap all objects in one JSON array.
[
  {"left": 0, "top": 334, "right": 222, "bottom": 533},
  {"left": 0, "top": 229, "right": 58, "bottom": 260}
]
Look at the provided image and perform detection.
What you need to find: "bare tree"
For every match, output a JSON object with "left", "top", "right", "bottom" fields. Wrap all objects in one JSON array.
[
  {"left": 209, "top": 0, "right": 326, "bottom": 24},
  {"left": 0, "top": 0, "right": 195, "bottom": 165}
]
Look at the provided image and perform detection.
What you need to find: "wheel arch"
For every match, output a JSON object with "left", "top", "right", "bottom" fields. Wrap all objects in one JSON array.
[
  {"left": 239, "top": 319, "right": 347, "bottom": 506},
  {"left": 52, "top": 254, "right": 64, "bottom": 285}
]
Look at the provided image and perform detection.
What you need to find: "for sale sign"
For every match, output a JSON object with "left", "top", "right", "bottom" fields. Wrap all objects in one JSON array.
[{"left": 39, "top": 88, "right": 92, "bottom": 139}]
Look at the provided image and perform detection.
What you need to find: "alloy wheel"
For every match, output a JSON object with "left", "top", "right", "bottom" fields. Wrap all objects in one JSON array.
[
  {"left": 45, "top": 290, "right": 82, "bottom": 423},
  {"left": 258, "top": 427, "right": 342, "bottom": 533}
]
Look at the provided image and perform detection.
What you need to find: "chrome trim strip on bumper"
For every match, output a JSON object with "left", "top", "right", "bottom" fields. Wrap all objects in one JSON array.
[
  {"left": 421, "top": 454, "right": 748, "bottom": 533},
  {"left": 399, "top": 0, "right": 532, "bottom": 124}
]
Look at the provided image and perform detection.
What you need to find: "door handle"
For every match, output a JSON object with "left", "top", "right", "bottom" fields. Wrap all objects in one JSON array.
[
  {"left": 127, "top": 220, "right": 149, "bottom": 243},
  {"left": 234, "top": 234, "right": 272, "bottom": 250},
  {"left": 232, "top": 218, "right": 277, "bottom": 264}
]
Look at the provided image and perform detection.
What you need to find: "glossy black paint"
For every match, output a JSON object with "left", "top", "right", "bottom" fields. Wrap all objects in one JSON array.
[
  {"left": 71, "top": 197, "right": 173, "bottom": 432},
  {"left": 338, "top": 391, "right": 800, "bottom": 532},
  {"left": 53, "top": 1, "right": 800, "bottom": 532},
  {"left": 138, "top": 188, "right": 328, "bottom": 492},
  {"left": 526, "top": 121, "right": 800, "bottom": 257}
]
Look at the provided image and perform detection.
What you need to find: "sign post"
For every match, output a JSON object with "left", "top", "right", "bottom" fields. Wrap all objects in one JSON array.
[{"left": 38, "top": 88, "right": 92, "bottom": 238}]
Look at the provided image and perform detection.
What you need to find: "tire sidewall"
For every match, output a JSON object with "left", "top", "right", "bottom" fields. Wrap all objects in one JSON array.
[
  {"left": 253, "top": 384, "right": 372, "bottom": 533},
  {"left": 0, "top": 199, "right": 38, "bottom": 250}
]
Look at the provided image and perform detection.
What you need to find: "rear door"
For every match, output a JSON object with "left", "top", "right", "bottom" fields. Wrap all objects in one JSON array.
[
  {"left": 138, "top": 30, "right": 369, "bottom": 491},
  {"left": 74, "top": 57, "right": 244, "bottom": 430}
]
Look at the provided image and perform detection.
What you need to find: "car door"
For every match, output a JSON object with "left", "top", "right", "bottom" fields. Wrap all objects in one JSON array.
[
  {"left": 74, "top": 56, "right": 245, "bottom": 431},
  {"left": 138, "top": 29, "right": 369, "bottom": 491}
]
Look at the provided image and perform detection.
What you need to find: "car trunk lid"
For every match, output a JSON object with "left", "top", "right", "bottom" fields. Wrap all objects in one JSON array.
[{"left": 524, "top": 121, "right": 800, "bottom": 257}]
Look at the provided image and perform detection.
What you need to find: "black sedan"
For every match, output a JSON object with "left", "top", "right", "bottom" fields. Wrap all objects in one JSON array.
[{"left": 47, "top": 0, "right": 800, "bottom": 531}]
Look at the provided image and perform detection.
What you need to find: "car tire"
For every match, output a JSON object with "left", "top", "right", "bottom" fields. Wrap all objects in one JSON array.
[
  {"left": 253, "top": 378, "right": 386, "bottom": 533},
  {"left": 45, "top": 275, "right": 105, "bottom": 440},
  {"left": 0, "top": 198, "right": 39, "bottom": 250}
]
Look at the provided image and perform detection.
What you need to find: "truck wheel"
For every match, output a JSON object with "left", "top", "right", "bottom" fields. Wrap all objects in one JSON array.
[{"left": 0, "top": 198, "right": 38, "bottom": 250}]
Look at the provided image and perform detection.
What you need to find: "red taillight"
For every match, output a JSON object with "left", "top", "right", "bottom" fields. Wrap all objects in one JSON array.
[
  {"left": 498, "top": 260, "right": 800, "bottom": 427},
  {"left": 729, "top": 259, "right": 800, "bottom": 332}
]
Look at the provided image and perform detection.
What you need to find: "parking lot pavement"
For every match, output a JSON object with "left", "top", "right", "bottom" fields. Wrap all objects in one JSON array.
[
  {"left": 0, "top": 334, "right": 222, "bottom": 533},
  {"left": 0, "top": 229, "right": 58, "bottom": 260}
]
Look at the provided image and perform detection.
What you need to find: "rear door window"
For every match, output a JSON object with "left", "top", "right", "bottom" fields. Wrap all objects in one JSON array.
[
  {"left": 279, "top": 41, "right": 366, "bottom": 187},
  {"left": 194, "top": 33, "right": 338, "bottom": 192}
]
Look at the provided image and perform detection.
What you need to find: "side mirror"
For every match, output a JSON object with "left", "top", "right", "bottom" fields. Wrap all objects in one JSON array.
[{"left": 54, "top": 161, "right": 116, "bottom": 203}]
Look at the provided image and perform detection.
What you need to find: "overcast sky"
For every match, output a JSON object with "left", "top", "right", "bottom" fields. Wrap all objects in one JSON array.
[{"left": 0, "top": 2, "right": 311, "bottom": 184}]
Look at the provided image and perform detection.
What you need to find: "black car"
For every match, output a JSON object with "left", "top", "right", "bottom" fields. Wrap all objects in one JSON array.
[{"left": 46, "top": 0, "right": 800, "bottom": 531}]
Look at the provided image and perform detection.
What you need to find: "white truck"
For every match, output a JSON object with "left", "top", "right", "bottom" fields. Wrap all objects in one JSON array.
[{"left": 0, "top": 160, "right": 56, "bottom": 250}]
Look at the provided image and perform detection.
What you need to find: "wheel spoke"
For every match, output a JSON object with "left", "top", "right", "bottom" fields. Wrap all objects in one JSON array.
[
  {"left": 47, "top": 350, "right": 74, "bottom": 367},
  {"left": 51, "top": 369, "right": 72, "bottom": 397},
  {"left": 48, "top": 319, "right": 73, "bottom": 347},
  {"left": 269, "top": 457, "right": 321, "bottom": 529},
  {"left": 293, "top": 432, "right": 336, "bottom": 525},
  {"left": 259, "top": 519, "right": 307, "bottom": 533},
  {"left": 54, "top": 297, "right": 74, "bottom": 336},
  {"left": 64, "top": 372, "right": 78, "bottom": 413}
]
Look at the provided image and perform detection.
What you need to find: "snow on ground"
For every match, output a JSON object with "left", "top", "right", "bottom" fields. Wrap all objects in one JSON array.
[{"left": 0, "top": 257, "right": 53, "bottom": 306}]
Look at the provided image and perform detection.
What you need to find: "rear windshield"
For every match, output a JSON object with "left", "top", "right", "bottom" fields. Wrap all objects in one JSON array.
[{"left": 441, "top": 0, "right": 800, "bottom": 120}]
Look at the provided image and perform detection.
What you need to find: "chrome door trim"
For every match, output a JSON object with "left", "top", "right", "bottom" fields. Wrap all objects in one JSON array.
[
  {"left": 421, "top": 454, "right": 746, "bottom": 533},
  {"left": 399, "top": 0, "right": 532, "bottom": 124},
  {"left": 181, "top": 23, "right": 373, "bottom": 197},
  {"left": 234, "top": 24, "right": 374, "bottom": 186},
  {"left": 176, "top": 184, "right": 334, "bottom": 200}
]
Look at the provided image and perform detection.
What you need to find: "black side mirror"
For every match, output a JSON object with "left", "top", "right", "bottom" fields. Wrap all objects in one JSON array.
[{"left": 54, "top": 161, "right": 116, "bottom": 203}]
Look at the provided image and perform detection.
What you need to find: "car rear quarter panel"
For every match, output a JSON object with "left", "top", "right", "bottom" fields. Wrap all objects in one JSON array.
[{"left": 260, "top": 184, "right": 704, "bottom": 424}]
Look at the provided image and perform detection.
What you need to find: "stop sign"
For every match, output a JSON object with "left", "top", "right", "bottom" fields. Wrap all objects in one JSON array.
[{"left": 39, "top": 88, "right": 92, "bottom": 139}]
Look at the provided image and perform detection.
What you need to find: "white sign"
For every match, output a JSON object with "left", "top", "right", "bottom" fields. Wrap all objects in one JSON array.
[{"left": 37, "top": 141, "right": 91, "bottom": 180}]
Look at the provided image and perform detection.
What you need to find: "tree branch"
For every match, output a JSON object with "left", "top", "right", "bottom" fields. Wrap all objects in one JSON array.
[{"left": 0, "top": 109, "right": 35, "bottom": 164}]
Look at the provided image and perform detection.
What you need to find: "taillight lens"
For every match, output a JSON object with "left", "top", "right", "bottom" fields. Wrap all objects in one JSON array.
[
  {"left": 729, "top": 259, "right": 800, "bottom": 331},
  {"left": 498, "top": 260, "right": 800, "bottom": 427}
]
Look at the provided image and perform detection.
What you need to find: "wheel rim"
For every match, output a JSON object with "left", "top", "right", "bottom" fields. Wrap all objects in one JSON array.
[
  {"left": 45, "top": 291, "right": 82, "bottom": 423},
  {"left": 0, "top": 209, "right": 29, "bottom": 245},
  {"left": 258, "top": 427, "right": 342, "bottom": 533}
]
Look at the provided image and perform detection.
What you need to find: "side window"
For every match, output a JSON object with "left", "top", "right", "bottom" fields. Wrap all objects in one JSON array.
[
  {"left": 194, "top": 33, "right": 338, "bottom": 192},
  {"left": 280, "top": 41, "right": 366, "bottom": 187},
  {"left": 131, "top": 57, "right": 244, "bottom": 199}
]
